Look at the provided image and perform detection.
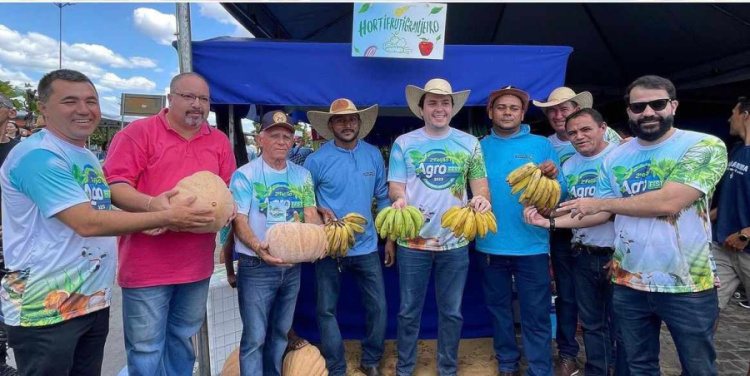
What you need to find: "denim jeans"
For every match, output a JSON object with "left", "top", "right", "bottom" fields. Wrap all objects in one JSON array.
[
  {"left": 479, "top": 252, "right": 553, "bottom": 376},
  {"left": 550, "top": 232, "right": 580, "bottom": 360},
  {"left": 613, "top": 285, "right": 718, "bottom": 376},
  {"left": 315, "top": 252, "right": 387, "bottom": 376},
  {"left": 396, "top": 246, "right": 469, "bottom": 376},
  {"left": 122, "top": 278, "right": 210, "bottom": 376},
  {"left": 574, "top": 250, "right": 628, "bottom": 376},
  {"left": 237, "top": 255, "right": 301, "bottom": 376}
]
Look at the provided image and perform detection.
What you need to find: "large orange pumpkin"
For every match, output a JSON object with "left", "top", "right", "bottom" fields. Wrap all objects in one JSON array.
[
  {"left": 169, "top": 171, "right": 235, "bottom": 233},
  {"left": 265, "top": 214, "right": 328, "bottom": 263},
  {"left": 220, "top": 349, "right": 239, "bottom": 376},
  {"left": 282, "top": 344, "right": 328, "bottom": 376}
]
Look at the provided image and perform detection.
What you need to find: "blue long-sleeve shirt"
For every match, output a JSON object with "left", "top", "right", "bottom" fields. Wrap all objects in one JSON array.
[
  {"left": 304, "top": 140, "right": 391, "bottom": 257},
  {"left": 476, "top": 125, "right": 566, "bottom": 256}
]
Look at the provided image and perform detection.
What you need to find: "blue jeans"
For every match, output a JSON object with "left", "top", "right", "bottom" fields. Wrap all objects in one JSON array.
[
  {"left": 122, "top": 278, "right": 210, "bottom": 376},
  {"left": 551, "top": 233, "right": 579, "bottom": 360},
  {"left": 574, "top": 250, "right": 628, "bottom": 376},
  {"left": 613, "top": 285, "right": 718, "bottom": 376},
  {"left": 315, "top": 252, "right": 387, "bottom": 376},
  {"left": 396, "top": 246, "right": 469, "bottom": 376},
  {"left": 237, "top": 255, "right": 301, "bottom": 376},
  {"left": 479, "top": 252, "right": 553, "bottom": 376}
]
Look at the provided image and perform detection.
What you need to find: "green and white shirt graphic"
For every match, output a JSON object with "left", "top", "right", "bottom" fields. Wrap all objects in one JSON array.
[
  {"left": 550, "top": 126, "right": 622, "bottom": 165},
  {"left": 597, "top": 130, "right": 727, "bottom": 293},
  {"left": 0, "top": 130, "right": 116, "bottom": 327},
  {"left": 230, "top": 158, "right": 316, "bottom": 257},
  {"left": 562, "top": 142, "right": 617, "bottom": 248},
  {"left": 388, "top": 128, "right": 487, "bottom": 251}
]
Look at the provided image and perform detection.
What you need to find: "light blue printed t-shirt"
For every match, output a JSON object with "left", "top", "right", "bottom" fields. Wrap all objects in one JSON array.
[
  {"left": 388, "top": 128, "right": 486, "bottom": 251},
  {"left": 550, "top": 126, "right": 622, "bottom": 165},
  {"left": 0, "top": 130, "right": 116, "bottom": 327},
  {"left": 562, "top": 142, "right": 618, "bottom": 248},
  {"left": 597, "top": 129, "right": 727, "bottom": 293},
  {"left": 230, "top": 158, "right": 316, "bottom": 257}
]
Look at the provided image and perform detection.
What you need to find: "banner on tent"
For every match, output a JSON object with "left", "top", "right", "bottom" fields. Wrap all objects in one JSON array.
[{"left": 352, "top": 3, "right": 447, "bottom": 60}]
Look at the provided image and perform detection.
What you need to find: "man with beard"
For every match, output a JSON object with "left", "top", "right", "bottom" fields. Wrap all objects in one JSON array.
[
  {"left": 476, "top": 86, "right": 563, "bottom": 376},
  {"left": 104, "top": 72, "right": 237, "bottom": 375},
  {"left": 303, "top": 98, "right": 392, "bottom": 376},
  {"left": 533, "top": 87, "right": 622, "bottom": 376},
  {"left": 524, "top": 75, "right": 728, "bottom": 375},
  {"left": 389, "top": 78, "right": 491, "bottom": 376}
]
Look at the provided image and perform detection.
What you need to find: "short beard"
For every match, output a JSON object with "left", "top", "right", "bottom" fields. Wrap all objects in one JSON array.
[
  {"left": 334, "top": 129, "right": 359, "bottom": 143},
  {"left": 184, "top": 114, "right": 206, "bottom": 127},
  {"left": 629, "top": 114, "right": 673, "bottom": 142}
]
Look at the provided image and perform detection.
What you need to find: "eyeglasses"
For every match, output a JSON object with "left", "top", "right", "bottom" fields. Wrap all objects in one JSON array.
[
  {"left": 172, "top": 92, "right": 210, "bottom": 104},
  {"left": 628, "top": 99, "right": 671, "bottom": 114}
]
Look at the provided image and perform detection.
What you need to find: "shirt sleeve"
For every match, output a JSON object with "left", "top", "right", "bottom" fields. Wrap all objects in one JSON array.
[
  {"left": 229, "top": 170, "right": 254, "bottom": 216},
  {"left": 373, "top": 151, "right": 391, "bottom": 211},
  {"left": 302, "top": 171, "right": 316, "bottom": 208},
  {"left": 218, "top": 138, "right": 237, "bottom": 186},
  {"left": 103, "top": 131, "right": 147, "bottom": 187},
  {"left": 604, "top": 127, "right": 623, "bottom": 145},
  {"left": 387, "top": 141, "right": 407, "bottom": 183},
  {"left": 9, "top": 149, "right": 89, "bottom": 218},
  {"left": 546, "top": 141, "right": 568, "bottom": 201},
  {"left": 303, "top": 156, "right": 319, "bottom": 186},
  {"left": 667, "top": 136, "right": 728, "bottom": 195},
  {"left": 467, "top": 139, "right": 488, "bottom": 181}
]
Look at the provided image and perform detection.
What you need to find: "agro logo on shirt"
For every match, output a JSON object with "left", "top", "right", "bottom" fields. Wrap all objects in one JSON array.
[
  {"left": 253, "top": 182, "right": 304, "bottom": 224},
  {"left": 567, "top": 169, "right": 598, "bottom": 199},
  {"left": 411, "top": 149, "right": 464, "bottom": 190},
  {"left": 612, "top": 161, "right": 663, "bottom": 197},
  {"left": 73, "top": 164, "right": 111, "bottom": 210}
]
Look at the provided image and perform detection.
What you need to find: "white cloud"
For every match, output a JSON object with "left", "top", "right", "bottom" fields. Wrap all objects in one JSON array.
[
  {"left": 0, "top": 64, "right": 33, "bottom": 84},
  {"left": 98, "top": 72, "right": 156, "bottom": 91},
  {"left": 133, "top": 8, "right": 177, "bottom": 46},
  {"left": 198, "top": 3, "right": 253, "bottom": 38}
]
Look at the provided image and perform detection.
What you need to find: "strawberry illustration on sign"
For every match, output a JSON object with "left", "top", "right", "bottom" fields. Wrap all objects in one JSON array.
[{"left": 419, "top": 38, "right": 434, "bottom": 56}]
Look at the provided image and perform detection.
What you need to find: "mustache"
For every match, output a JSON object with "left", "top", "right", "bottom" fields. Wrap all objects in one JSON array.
[{"left": 638, "top": 116, "right": 662, "bottom": 125}]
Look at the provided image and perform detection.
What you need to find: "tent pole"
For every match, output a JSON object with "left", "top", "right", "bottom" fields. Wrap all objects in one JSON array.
[
  {"left": 176, "top": 3, "right": 193, "bottom": 73},
  {"left": 228, "top": 104, "right": 236, "bottom": 151}
]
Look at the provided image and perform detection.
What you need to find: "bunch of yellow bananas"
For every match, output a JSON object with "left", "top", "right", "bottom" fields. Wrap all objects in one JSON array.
[
  {"left": 323, "top": 213, "right": 367, "bottom": 258},
  {"left": 506, "top": 162, "right": 561, "bottom": 211},
  {"left": 374, "top": 206, "right": 425, "bottom": 241},
  {"left": 440, "top": 205, "right": 497, "bottom": 241}
]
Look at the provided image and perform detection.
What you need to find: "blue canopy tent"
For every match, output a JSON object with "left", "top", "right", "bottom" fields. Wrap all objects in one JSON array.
[{"left": 190, "top": 38, "right": 572, "bottom": 341}]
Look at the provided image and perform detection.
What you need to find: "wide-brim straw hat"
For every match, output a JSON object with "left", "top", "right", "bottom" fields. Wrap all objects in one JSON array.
[
  {"left": 532, "top": 87, "right": 593, "bottom": 110},
  {"left": 308, "top": 98, "right": 378, "bottom": 140},
  {"left": 405, "top": 78, "right": 471, "bottom": 119}
]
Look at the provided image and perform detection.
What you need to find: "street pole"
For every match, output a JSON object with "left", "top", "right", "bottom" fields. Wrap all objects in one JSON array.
[
  {"left": 53, "top": 3, "right": 73, "bottom": 69},
  {"left": 175, "top": 3, "right": 193, "bottom": 73}
]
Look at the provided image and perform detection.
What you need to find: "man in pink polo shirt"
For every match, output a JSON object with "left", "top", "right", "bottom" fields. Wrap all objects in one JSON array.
[{"left": 104, "top": 72, "right": 236, "bottom": 375}]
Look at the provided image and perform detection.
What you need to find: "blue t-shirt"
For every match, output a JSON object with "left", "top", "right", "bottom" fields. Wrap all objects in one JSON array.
[
  {"left": 388, "top": 127, "right": 486, "bottom": 251},
  {"left": 476, "top": 125, "right": 565, "bottom": 256},
  {"left": 562, "top": 142, "right": 617, "bottom": 248},
  {"left": 0, "top": 130, "right": 116, "bottom": 327},
  {"left": 230, "top": 158, "right": 316, "bottom": 257},
  {"left": 714, "top": 143, "right": 750, "bottom": 252},
  {"left": 304, "top": 140, "right": 390, "bottom": 257},
  {"left": 597, "top": 129, "right": 727, "bottom": 293}
]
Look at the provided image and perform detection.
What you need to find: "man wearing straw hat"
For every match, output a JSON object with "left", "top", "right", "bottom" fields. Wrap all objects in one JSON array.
[
  {"left": 389, "top": 78, "right": 491, "bottom": 375},
  {"left": 304, "top": 98, "right": 393, "bottom": 376},
  {"left": 533, "top": 87, "right": 621, "bottom": 376}
]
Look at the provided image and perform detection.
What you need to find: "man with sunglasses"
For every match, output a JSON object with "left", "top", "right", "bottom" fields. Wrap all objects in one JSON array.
[
  {"left": 104, "top": 72, "right": 237, "bottom": 375},
  {"left": 524, "top": 75, "right": 728, "bottom": 375}
]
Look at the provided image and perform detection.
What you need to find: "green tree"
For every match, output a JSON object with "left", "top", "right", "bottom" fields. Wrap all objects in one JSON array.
[{"left": 0, "top": 81, "right": 24, "bottom": 109}]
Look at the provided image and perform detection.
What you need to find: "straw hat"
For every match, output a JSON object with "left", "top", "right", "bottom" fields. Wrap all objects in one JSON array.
[
  {"left": 532, "top": 87, "right": 593, "bottom": 110},
  {"left": 307, "top": 98, "right": 378, "bottom": 140},
  {"left": 405, "top": 78, "right": 470, "bottom": 119}
]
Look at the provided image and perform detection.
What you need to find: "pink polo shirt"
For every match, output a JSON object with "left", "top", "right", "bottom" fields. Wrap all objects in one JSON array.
[{"left": 104, "top": 108, "right": 236, "bottom": 288}]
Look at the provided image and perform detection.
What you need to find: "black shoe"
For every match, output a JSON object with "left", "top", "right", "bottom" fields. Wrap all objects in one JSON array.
[
  {"left": 358, "top": 365, "right": 382, "bottom": 376},
  {"left": 0, "top": 364, "right": 17, "bottom": 376}
]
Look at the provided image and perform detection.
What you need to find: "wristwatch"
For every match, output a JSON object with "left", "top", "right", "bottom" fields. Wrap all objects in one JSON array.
[{"left": 739, "top": 230, "right": 749, "bottom": 243}]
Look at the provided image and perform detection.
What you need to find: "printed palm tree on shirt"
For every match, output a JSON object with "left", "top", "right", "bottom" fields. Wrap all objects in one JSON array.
[{"left": 444, "top": 148, "right": 470, "bottom": 199}]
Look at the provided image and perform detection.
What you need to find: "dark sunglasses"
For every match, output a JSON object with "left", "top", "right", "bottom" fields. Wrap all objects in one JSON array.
[{"left": 628, "top": 99, "right": 672, "bottom": 114}]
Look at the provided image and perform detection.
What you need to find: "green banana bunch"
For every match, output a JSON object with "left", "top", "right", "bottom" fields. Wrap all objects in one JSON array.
[{"left": 374, "top": 206, "right": 424, "bottom": 241}]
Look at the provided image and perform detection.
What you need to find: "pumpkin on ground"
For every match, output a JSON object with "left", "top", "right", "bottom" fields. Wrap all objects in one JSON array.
[
  {"left": 265, "top": 213, "right": 328, "bottom": 263},
  {"left": 169, "top": 171, "right": 235, "bottom": 234},
  {"left": 282, "top": 344, "right": 328, "bottom": 376}
]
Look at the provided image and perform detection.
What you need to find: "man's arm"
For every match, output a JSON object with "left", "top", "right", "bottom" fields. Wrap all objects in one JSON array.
[
  {"left": 109, "top": 183, "right": 176, "bottom": 213},
  {"left": 55, "top": 197, "right": 215, "bottom": 237},
  {"left": 560, "top": 181, "right": 703, "bottom": 219},
  {"left": 523, "top": 206, "right": 610, "bottom": 229},
  {"left": 223, "top": 227, "right": 237, "bottom": 288},
  {"left": 468, "top": 177, "right": 491, "bottom": 213},
  {"left": 388, "top": 182, "right": 407, "bottom": 209},
  {"left": 233, "top": 213, "right": 288, "bottom": 266},
  {"left": 304, "top": 206, "right": 323, "bottom": 225}
]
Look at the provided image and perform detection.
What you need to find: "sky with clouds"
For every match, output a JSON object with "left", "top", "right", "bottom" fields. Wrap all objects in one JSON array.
[{"left": 0, "top": 3, "right": 252, "bottom": 121}]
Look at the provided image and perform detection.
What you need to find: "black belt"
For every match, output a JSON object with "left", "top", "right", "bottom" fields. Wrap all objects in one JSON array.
[{"left": 572, "top": 243, "right": 614, "bottom": 256}]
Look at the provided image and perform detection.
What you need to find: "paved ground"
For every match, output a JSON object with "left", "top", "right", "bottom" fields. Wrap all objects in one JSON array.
[{"left": 8, "top": 285, "right": 740, "bottom": 375}]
